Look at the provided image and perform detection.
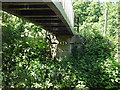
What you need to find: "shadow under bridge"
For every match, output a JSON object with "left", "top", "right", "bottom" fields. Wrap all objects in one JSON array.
[{"left": 1, "top": 0, "right": 74, "bottom": 36}]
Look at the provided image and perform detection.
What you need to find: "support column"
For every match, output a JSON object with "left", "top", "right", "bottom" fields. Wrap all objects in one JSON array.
[
  {"left": 47, "top": 34, "right": 84, "bottom": 59},
  {"left": 56, "top": 34, "right": 84, "bottom": 58},
  {"left": 56, "top": 35, "right": 72, "bottom": 58}
]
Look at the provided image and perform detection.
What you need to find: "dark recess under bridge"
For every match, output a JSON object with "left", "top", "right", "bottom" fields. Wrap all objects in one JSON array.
[{"left": 1, "top": 0, "right": 74, "bottom": 36}]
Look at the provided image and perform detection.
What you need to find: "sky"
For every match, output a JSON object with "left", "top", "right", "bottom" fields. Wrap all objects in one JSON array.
[
  {"left": 90, "top": 0, "right": 119, "bottom": 2},
  {"left": 77, "top": 0, "right": 119, "bottom": 2}
]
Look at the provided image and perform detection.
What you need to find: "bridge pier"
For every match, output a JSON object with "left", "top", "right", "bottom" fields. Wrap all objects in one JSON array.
[
  {"left": 56, "top": 35, "right": 72, "bottom": 58},
  {"left": 47, "top": 34, "right": 84, "bottom": 60},
  {"left": 56, "top": 34, "right": 84, "bottom": 59}
]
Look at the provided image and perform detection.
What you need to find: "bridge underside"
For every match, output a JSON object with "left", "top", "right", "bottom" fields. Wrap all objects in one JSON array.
[{"left": 2, "top": 1, "right": 73, "bottom": 36}]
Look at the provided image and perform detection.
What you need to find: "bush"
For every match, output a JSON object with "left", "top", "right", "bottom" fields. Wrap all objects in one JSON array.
[
  {"left": 2, "top": 11, "right": 119, "bottom": 89},
  {"left": 71, "top": 30, "right": 119, "bottom": 89}
]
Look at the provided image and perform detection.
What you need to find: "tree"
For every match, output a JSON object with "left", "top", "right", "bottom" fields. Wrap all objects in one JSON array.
[
  {"left": 73, "top": 1, "right": 102, "bottom": 33},
  {"left": 73, "top": 1, "right": 90, "bottom": 32}
]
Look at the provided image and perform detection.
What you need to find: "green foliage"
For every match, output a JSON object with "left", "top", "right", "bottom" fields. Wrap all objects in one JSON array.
[
  {"left": 2, "top": 11, "right": 50, "bottom": 88},
  {"left": 73, "top": 1, "right": 119, "bottom": 89},
  {"left": 72, "top": 30, "right": 119, "bottom": 89},
  {"left": 99, "top": 2, "right": 119, "bottom": 37},
  {"left": 73, "top": 1, "right": 90, "bottom": 25},
  {"left": 73, "top": 1, "right": 119, "bottom": 38},
  {"left": 73, "top": 1, "right": 102, "bottom": 32},
  {"left": 2, "top": 1, "right": 119, "bottom": 89}
]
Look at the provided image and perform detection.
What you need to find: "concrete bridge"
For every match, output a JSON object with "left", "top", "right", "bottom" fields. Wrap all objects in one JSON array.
[
  {"left": 1, "top": 0, "right": 74, "bottom": 36},
  {"left": 1, "top": 0, "right": 82, "bottom": 59}
]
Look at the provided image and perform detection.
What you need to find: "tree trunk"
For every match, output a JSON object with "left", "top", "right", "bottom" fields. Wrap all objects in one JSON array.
[
  {"left": 103, "top": 9, "right": 108, "bottom": 36},
  {"left": 77, "top": 17, "right": 80, "bottom": 33}
]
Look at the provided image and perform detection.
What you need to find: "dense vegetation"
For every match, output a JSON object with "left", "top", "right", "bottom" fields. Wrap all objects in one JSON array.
[{"left": 2, "top": 1, "right": 119, "bottom": 90}]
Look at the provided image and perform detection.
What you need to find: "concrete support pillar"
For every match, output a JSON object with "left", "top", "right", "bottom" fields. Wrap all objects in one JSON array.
[
  {"left": 56, "top": 34, "right": 84, "bottom": 58},
  {"left": 47, "top": 34, "right": 84, "bottom": 59},
  {"left": 56, "top": 35, "right": 72, "bottom": 58}
]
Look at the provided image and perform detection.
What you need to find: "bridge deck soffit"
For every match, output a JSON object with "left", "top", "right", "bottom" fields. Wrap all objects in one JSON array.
[{"left": 1, "top": 0, "right": 74, "bottom": 36}]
